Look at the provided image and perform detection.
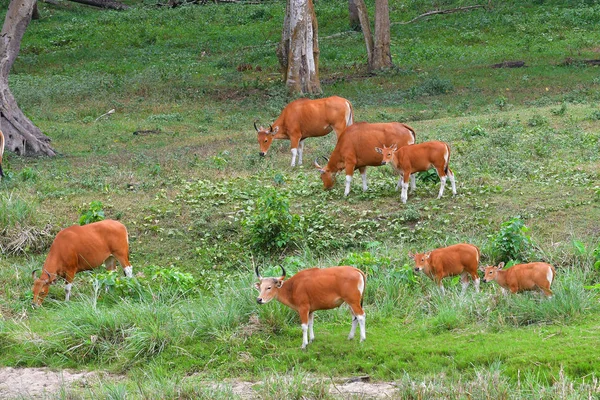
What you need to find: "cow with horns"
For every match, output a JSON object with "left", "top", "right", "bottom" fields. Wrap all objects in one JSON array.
[
  {"left": 314, "top": 122, "right": 416, "bottom": 196},
  {"left": 255, "top": 265, "right": 367, "bottom": 349},
  {"left": 31, "top": 220, "right": 133, "bottom": 306},
  {"left": 254, "top": 96, "right": 354, "bottom": 167}
]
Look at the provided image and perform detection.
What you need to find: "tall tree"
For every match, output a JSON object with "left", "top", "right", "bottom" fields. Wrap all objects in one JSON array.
[
  {"left": 353, "top": 0, "right": 393, "bottom": 72},
  {"left": 1, "top": 0, "right": 55, "bottom": 157},
  {"left": 277, "top": 0, "right": 322, "bottom": 95}
]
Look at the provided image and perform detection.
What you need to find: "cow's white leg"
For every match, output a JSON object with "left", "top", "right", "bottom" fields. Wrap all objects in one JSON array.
[
  {"left": 474, "top": 278, "right": 480, "bottom": 293},
  {"left": 308, "top": 312, "right": 315, "bottom": 343},
  {"left": 297, "top": 141, "right": 304, "bottom": 166},
  {"left": 437, "top": 176, "right": 447, "bottom": 199},
  {"left": 124, "top": 266, "right": 133, "bottom": 278},
  {"left": 401, "top": 182, "right": 409, "bottom": 203},
  {"left": 361, "top": 171, "right": 368, "bottom": 192},
  {"left": 290, "top": 148, "right": 298, "bottom": 167},
  {"left": 439, "top": 284, "right": 446, "bottom": 295},
  {"left": 461, "top": 277, "right": 470, "bottom": 295},
  {"left": 449, "top": 172, "right": 457, "bottom": 195},
  {"left": 396, "top": 177, "right": 402, "bottom": 191},
  {"left": 501, "top": 288, "right": 508, "bottom": 296},
  {"left": 344, "top": 175, "right": 352, "bottom": 196},
  {"left": 65, "top": 283, "right": 73, "bottom": 301},
  {"left": 348, "top": 315, "right": 358, "bottom": 340},
  {"left": 410, "top": 174, "right": 416, "bottom": 192},
  {"left": 357, "top": 314, "right": 366, "bottom": 342},
  {"left": 301, "top": 323, "right": 309, "bottom": 349}
]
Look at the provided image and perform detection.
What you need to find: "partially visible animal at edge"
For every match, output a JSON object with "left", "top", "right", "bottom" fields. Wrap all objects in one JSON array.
[
  {"left": 0, "top": 129, "right": 5, "bottom": 178},
  {"left": 314, "top": 122, "right": 416, "bottom": 196},
  {"left": 481, "top": 261, "right": 556, "bottom": 297},
  {"left": 255, "top": 265, "right": 366, "bottom": 349},
  {"left": 409, "top": 243, "right": 481, "bottom": 294},
  {"left": 376, "top": 140, "right": 456, "bottom": 204},
  {"left": 254, "top": 96, "right": 354, "bottom": 167},
  {"left": 31, "top": 219, "right": 133, "bottom": 306}
]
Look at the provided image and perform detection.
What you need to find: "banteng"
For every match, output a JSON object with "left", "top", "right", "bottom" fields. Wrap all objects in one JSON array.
[
  {"left": 314, "top": 122, "right": 415, "bottom": 196},
  {"left": 376, "top": 140, "right": 456, "bottom": 203},
  {"left": 481, "top": 262, "right": 556, "bottom": 297},
  {"left": 255, "top": 96, "right": 354, "bottom": 167},
  {"left": 255, "top": 265, "right": 366, "bottom": 349}
]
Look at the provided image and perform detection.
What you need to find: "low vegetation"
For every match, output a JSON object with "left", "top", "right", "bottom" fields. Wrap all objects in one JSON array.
[{"left": 1, "top": 0, "right": 600, "bottom": 397}]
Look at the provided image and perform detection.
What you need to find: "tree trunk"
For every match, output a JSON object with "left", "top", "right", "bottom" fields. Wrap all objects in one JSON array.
[
  {"left": 66, "top": 0, "right": 129, "bottom": 10},
  {"left": 1, "top": 0, "right": 55, "bottom": 157},
  {"left": 32, "top": 2, "right": 40, "bottom": 20},
  {"left": 277, "top": 0, "right": 321, "bottom": 95},
  {"left": 348, "top": 0, "right": 361, "bottom": 31},
  {"left": 372, "top": 0, "right": 392, "bottom": 70}
]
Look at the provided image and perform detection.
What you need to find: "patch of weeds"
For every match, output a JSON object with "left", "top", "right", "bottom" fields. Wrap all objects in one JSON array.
[
  {"left": 461, "top": 125, "right": 487, "bottom": 140},
  {"left": 409, "top": 76, "right": 454, "bottom": 98},
  {"left": 527, "top": 114, "right": 547, "bottom": 127},
  {"left": 79, "top": 201, "right": 105, "bottom": 225},
  {"left": 339, "top": 249, "right": 391, "bottom": 276},
  {"left": 488, "top": 216, "right": 535, "bottom": 263},
  {"left": 495, "top": 96, "right": 508, "bottom": 111},
  {"left": 147, "top": 113, "right": 183, "bottom": 123},
  {"left": 19, "top": 167, "right": 38, "bottom": 182},
  {"left": 550, "top": 103, "right": 567, "bottom": 116},
  {"left": 589, "top": 109, "right": 600, "bottom": 120}
]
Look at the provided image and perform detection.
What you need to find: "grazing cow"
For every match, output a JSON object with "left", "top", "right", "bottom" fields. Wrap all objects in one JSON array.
[
  {"left": 314, "top": 122, "right": 416, "bottom": 196},
  {"left": 481, "top": 262, "right": 556, "bottom": 297},
  {"left": 31, "top": 220, "right": 133, "bottom": 306},
  {"left": 376, "top": 140, "right": 456, "bottom": 203},
  {"left": 255, "top": 265, "right": 366, "bottom": 349},
  {"left": 255, "top": 96, "right": 354, "bottom": 167},
  {"left": 0, "top": 129, "right": 4, "bottom": 178},
  {"left": 409, "top": 243, "right": 481, "bottom": 294}
]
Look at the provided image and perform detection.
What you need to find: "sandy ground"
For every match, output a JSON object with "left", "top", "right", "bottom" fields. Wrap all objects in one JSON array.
[{"left": 0, "top": 367, "right": 397, "bottom": 399}]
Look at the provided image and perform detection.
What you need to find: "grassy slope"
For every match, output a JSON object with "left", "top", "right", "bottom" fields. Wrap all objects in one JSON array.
[{"left": 1, "top": 0, "right": 600, "bottom": 396}]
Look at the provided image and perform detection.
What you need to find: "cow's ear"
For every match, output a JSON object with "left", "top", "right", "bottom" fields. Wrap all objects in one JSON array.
[
  {"left": 425, "top": 252, "right": 431, "bottom": 260},
  {"left": 254, "top": 282, "right": 261, "bottom": 290},
  {"left": 478, "top": 265, "right": 485, "bottom": 272},
  {"left": 391, "top": 144, "right": 398, "bottom": 151},
  {"left": 276, "top": 280, "right": 284, "bottom": 288},
  {"left": 375, "top": 147, "right": 383, "bottom": 154},
  {"left": 497, "top": 262, "right": 505, "bottom": 270},
  {"left": 407, "top": 251, "right": 414, "bottom": 258},
  {"left": 271, "top": 126, "right": 279, "bottom": 135}
]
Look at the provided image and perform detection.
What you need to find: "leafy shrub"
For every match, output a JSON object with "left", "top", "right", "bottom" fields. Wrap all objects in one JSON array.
[
  {"left": 550, "top": 103, "right": 567, "bottom": 116},
  {"left": 589, "top": 110, "right": 600, "bottom": 120},
  {"left": 79, "top": 201, "right": 105, "bottom": 225},
  {"left": 339, "top": 249, "right": 391, "bottom": 276},
  {"left": 409, "top": 76, "right": 454, "bottom": 98},
  {"left": 495, "top": 96, "right": 508, "bottom": 110},
  {"left": 243, "top": 188, "right": 301, "bottom": 253},
  {"left": 489, "top": 217, "right": 535, "bottom": 263},
  {"left": 146, "top": 265, "right": 197, "bottom": 294},
  {"left": 461, "top": 125, "right": 488, "bottom": 139},
  {"left": 527, "top": 114, "right": 547, "bottom": 127}
]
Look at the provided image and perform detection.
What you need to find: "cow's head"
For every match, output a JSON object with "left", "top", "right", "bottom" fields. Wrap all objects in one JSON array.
[
  {"left": 255, "top": 122, "right": 279, "bottom": 156},
  {"left": 481, "top": 262, "right": 505, "bottom": 283},
  {"left": 254, "top": 265, "right": 286, "bottom": 304},
  {"left": 374, "top": 144, "right": 398, "bottom": 166},
  {"left": 314, "top": 157, "right": 335, "bottom": 190},
  {"left": 408, "top": 251, "right": 430, "bottom": 273},
  {"left": 31, "top": 269, "right": 52, "bottom": 306}
]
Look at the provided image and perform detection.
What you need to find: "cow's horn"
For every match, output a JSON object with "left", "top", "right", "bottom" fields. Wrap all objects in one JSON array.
[
  {"left": 314, "top": 158, "right": 322, "bottom": 169},
  {"left": 254, "top": 121, "right": 260, "bottom": 132},
  {"left": 31, "top": 269, "right": 40, "bottom": 280},
  {"left": 279, "top": 265, "right": 286, "bottom": 280},
  {"left": 269, "top": 124, "right": 273, "bottom": 132},
  {"left": 255, "top": 265, "right": 262, "bottom": 279}
]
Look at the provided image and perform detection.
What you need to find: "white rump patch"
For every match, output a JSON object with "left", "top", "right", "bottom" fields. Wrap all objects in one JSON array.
[
  {"left": 546, "top": 266, "right": 553, "bottom": 285},
  {"left": 357, "top": 273, "right": 365, "bottom": 295}
]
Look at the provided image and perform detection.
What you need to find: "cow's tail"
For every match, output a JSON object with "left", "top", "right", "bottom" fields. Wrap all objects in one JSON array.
[
  {"left": 346, "top": 100, "right": 354, "bottom": 127},
  {"left": 0, "top": 130, "right": 4, "bottom": 178},
  {"left": 401, "top": 123, "right": 416, "bottom": 144},
  {"left": 444, "top": 142, "right": 451, "bottom": 175},
  {"left": 358, "top": 269, "right": 367, "bottom": 308}
]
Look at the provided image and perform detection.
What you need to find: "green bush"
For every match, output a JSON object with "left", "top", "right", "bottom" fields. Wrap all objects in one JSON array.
[
  {"left": 243, "top": 188, "right": 301, "bottom": 253},
  {"left": 489, "top": 216, "right": 535, "bottom": 263},
  {"left": 79, "top": 201, "right": 105, "bottom": 225}
]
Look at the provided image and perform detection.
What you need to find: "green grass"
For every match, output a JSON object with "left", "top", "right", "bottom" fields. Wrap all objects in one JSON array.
[{"left": 2, "top": 0, "right": 600, "bottom": 397}]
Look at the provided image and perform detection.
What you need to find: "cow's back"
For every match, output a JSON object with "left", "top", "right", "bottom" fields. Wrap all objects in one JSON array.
[
  {"left": 279, "top": 96, "right": 352, "bottom": 137},
  {"left": 505, "top": 262, "right": 553, "bottom": 289},
  {"left": 430, "top": 243, "right": 479, "bottom": 276}
]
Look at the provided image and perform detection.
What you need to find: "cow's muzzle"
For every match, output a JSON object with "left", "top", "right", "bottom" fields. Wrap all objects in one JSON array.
[
  {"left": 414, "top": 267, "right": 422, "bottom": 273},
  {"left": 381, "top": 161, "right": 388, "bottom": 166},
  {"left": 259, "top": 152, "right": 266, "bottom": 157},
  {"left": 257, "top": 298, "right": 264, "bottom": 304}
]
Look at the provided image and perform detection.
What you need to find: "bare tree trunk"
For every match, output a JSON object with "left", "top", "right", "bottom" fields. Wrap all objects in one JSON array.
[
  {"left": 372, "top": 0, "right": 392, "bottom": 70},
  {"left": 278, "top": 0, "right": 321, "bottom": 95},
  {"left": 348, "top": 0, "right": 360, "bottom": 31},
  {"left": 1, "top": 0, "right": 56, "bottom": 157},
  {"left": 353, "top": 0, "right": 374, "bottom": 70}
]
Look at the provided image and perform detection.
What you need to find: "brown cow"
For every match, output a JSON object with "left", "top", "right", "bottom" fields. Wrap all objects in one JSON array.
[
  {"left": 481, "top": 262, "right": 556, "bottom": 297},
  {"left": 31, "top": 220, "right": 133, "bottom": 306},
  {"left": 314, "top": 122, "right": 416, "bottom": 196},
  {"left": 255, "top": 96, "right": 354, "bottom": 167},
  {"left": 376, "top": 140, "right": 456, "bottom": 203},
  {"left": 255, "top": 265, "right": 366, "bottom": 349},
  {"left": 0, "top": 129, "right": 4, "bottom": 178},
  {"left": 409, "top": 243, "right": 480, "bottom": 294}
]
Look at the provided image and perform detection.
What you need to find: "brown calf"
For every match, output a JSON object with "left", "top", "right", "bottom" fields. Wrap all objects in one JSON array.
[
  {"left": 255, "top": 265, "right": 366, "bottom": 349},
  {"left": 376, "top": 140, "right": 456, "bottom": 203},
  {"left": 410, "top": 243, "right": 481, "bottom": 294},
  {"left": 31, "top": 220, "right": 133, "bottom": 306},
  {"left": 255, "top": 96, "right": 354, "bottom": 167},
  {"left": 481, "top": 262, "right": 556, "bottom": 297},
  {"left": 314, "top": 122, "right": 415, "bottom": 196}
]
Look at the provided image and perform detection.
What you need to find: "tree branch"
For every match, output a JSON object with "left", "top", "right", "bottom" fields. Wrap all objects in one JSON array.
[{"left": 392, "top": 5, "right": 487, "bottom": 26}]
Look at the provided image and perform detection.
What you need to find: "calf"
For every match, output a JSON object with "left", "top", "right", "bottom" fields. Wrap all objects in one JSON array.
[
  {"left": 255, "top": 96, "right": 354, "bottom": 167},
  {"left": 410, "top": 243, "right": 480, "bottom": 294},
  {"left": 376, "top": 140, "right": 456, "bottom": 203},
  {"left": 255, "top": 265, "right": 366, "bottom": 349},
  {"left": 31, "top": 219, "right": 133, "bottom": 306},
  {"left": 481, "top": 262, "right": 555, "bottom": 297},
  {"left": 314, "top": 122, "right": 415, "bottom": 196}
]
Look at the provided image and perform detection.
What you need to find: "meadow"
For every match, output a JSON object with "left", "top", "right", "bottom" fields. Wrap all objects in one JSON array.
[{"left": 1, "top": 0, "right": 600, "bottom": 398}]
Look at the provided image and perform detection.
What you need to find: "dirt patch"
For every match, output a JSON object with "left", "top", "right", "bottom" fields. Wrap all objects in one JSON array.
[{"left": 0, "top": 367, "right": 96, "bottom": 399}]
